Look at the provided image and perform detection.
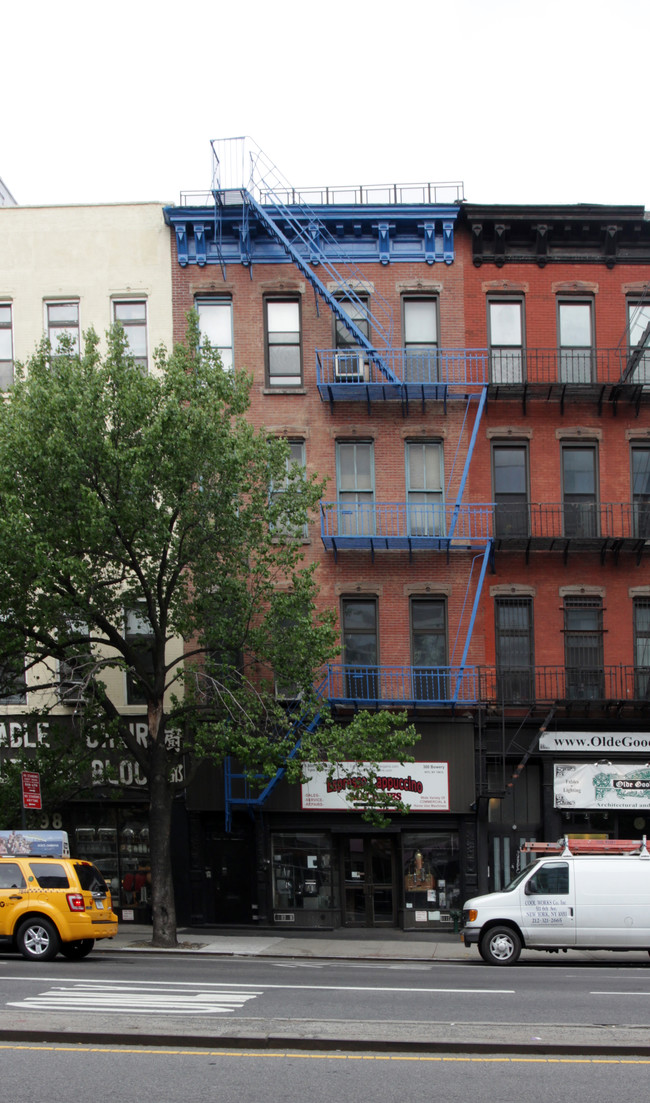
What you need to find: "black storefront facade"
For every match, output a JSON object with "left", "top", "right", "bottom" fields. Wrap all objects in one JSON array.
[{"left": 184, "top": 718, "right": 479, "bottom": 931}]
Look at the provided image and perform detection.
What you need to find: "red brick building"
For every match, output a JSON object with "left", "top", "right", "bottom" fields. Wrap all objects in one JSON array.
[{"left": 165, "top": 144, "right": 650, "bottom": 929}]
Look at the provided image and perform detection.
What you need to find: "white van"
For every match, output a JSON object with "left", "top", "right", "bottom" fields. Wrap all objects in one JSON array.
[{"left": 462, "top": 838, "right": 650, "bottom": 965}]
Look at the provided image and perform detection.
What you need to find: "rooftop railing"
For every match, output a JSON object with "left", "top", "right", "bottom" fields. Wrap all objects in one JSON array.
[{"left": 179, "top": 181, "right": 465, "bottom": 207}]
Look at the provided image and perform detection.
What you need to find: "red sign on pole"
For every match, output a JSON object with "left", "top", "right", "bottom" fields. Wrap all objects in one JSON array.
[{"left": 21, "top": 771, "right": 42, "bottom": 810}]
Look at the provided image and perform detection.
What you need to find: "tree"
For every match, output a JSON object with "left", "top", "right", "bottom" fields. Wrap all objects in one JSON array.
[{"left": 0, "top": 321, "right": 417, "bottom": 946}]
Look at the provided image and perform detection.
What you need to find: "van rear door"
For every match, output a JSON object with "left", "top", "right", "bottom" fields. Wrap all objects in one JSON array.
[{"left": 519, "top": 860, "right": 577, "bottom": 947}]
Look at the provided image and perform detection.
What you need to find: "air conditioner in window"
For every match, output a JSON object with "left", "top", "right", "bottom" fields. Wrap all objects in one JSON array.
[
  {"left": 59, "top": 679, "right": 86, "bottom": 705},
  {"left": 334, "top": 352, "right": 365, "bottom": 383}
]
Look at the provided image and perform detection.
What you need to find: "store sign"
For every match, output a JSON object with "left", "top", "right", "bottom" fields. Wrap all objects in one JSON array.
[
  {"left": 301, "top": 762, "right": 449, "bottom": 812},
  {"left": 555, "top": 762, "right": 650, "bottom": 811},
  {"left": 540, "top": 731, "right": 650, "bottom": 753}
]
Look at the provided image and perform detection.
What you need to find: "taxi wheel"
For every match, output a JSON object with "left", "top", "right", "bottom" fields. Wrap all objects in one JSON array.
[
  {"left": 60, "top": 939, "right": 95, "bottom": 960},
  {"left": 479, "top": 925, "right": 522, "bottom": 965},
  {"left": 16, "top": 917, "right": 61, "bottom": 962}
]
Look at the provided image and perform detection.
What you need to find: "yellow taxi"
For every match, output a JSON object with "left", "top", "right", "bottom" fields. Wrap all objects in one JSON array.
[{"left": 0, "top": 854, "right": 118, "bottom": 960}]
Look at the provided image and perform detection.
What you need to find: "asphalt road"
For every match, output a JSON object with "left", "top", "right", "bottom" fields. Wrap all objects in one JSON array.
[{"left": 1, "top": 952, "right": 650, "bottom": 1054}]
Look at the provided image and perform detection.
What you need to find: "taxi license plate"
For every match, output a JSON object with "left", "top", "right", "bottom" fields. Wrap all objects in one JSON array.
[{"left": 95, "top": 900, "right": 104, "bottom": 909}]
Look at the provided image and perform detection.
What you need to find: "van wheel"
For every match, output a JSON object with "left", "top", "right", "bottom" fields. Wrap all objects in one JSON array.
[
  {"left": 60, "top": 939, "right": 95, "bottom": 960},
  {"left": 16, "top": 918, "right": 61, "bottom": 962},
  {"left": 479, "top": 926, "right": 522, "bottom": 965}
]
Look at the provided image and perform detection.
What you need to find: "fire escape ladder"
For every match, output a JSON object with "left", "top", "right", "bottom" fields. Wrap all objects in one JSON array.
[
  {"left": 241, "top": 190, "right": 398, "bottom": 384},
  {"left": 451, "top": 539, "right": 493, "bottom": 705},
  {"left": 224, "top": 690, "right": 326, "bottom": 832},
  {"left": 447, "top": 386, "right": 488, "bottom": 540}
]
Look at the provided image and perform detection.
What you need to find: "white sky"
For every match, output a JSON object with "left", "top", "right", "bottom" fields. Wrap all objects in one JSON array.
[{"left": 3, "top": 0, "right": 649, "bottom": 210}]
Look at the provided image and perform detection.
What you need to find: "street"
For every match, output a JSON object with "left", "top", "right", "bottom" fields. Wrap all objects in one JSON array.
[
  {"left": 1, "top": 1041, "right": 650, "bottom": 1103},
  {"left": 1, "top": 951, "right": 650, "bottom": 1052}
]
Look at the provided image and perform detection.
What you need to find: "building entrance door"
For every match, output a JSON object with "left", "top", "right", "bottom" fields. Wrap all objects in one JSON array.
[{"left": 341, "top": 836, "right": 396, "bottom": 927}]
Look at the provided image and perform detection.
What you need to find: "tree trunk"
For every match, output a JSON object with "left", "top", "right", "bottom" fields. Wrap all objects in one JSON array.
[{"left": 148, "top": 737, "right": 178, "bottom": 947}]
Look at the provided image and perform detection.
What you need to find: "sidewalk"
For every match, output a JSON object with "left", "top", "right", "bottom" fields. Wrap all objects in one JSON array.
[{"left": 95, "top": 923, "right": 650, "bottom": 964}]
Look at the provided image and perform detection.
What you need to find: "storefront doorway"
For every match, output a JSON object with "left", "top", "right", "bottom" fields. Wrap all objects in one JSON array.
[{"left": 341, "top": 836, "right": 396, "bottom": 927}]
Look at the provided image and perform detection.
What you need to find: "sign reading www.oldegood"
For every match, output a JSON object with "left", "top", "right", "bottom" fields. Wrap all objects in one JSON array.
[
  {"left": 555, "top": 762, "right": 650, "bottom": 810},
  {"left": 540, "top": 732, "right": 650, "bottom": 753},
  {"left": 301, "top": 762, "right": 449, "bottom": 811}
]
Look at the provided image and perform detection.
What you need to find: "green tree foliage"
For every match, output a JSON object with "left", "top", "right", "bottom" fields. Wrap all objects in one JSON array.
[{"left": 0, "top": 321, "right": 417, "bottom": 945}]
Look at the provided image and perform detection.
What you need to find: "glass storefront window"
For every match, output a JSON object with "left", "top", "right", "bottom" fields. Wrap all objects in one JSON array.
[
  {"left": 271, "top": 832, "right": 338, "bottom": 912},
  {"left": 72, "top": 806, "right": 151, "bottom": 920},
  {"left": 402, "top": 832, "right": 461, "bottom": 913}
]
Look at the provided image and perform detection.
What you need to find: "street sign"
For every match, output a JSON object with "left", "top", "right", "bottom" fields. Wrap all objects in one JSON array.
[{"left": 21, "top": 771, "right": 42, "bottom": 810}]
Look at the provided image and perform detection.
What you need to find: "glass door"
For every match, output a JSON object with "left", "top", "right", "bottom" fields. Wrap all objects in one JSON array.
[{"left": 341, "top": 836, "right": 396, "bottom": 927}]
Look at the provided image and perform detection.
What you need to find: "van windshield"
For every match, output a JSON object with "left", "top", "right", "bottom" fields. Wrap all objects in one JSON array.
[{"left": 502, "top": 862, "right": 541, "bottom": 892}]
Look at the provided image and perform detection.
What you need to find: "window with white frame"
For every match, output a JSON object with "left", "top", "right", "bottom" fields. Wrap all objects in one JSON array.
[
  {"left": 124, "top": 607, "right": 155, "bottom": 705},
  {"left": 403, "top": 297, "right": 438, "bottom": 383},
  {"left": 558, "top": 300, "right": 594, "bottom": 383},
  {"left": 113, "top": 300, "right": 148, "bottom": 371},
  {"left": 196, "top": 296, "right": 233, "bottom": 371},
  {"left": 266, "top": 299, "right": 301, "bottom": 386},
  {"left": 488, "top": 299, "right": 525, "bottom": 383},
  {"left": 0, "top": 304, "right": 13, "bottom": 389},
  {"left": 271, "top": 439, "right": 308, "bottom": 539},
  {"left": 406, "top": 441, "right": 444, "bottom": 536},
  {"left": 59, "top": 620, "right": 91, "bottom": 704},
  {"left": 46, "top": 301, "right": 80, "bottom": 355}
]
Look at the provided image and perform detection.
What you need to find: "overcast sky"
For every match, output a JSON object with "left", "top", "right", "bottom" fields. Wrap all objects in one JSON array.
[{"left": 3, "top": 0, "right": 649, "bottom": 210}]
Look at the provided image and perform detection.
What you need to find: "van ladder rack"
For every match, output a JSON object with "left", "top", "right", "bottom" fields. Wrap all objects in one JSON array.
[{"left": 522, "top": 836, "right": 649, "bottom": 856}]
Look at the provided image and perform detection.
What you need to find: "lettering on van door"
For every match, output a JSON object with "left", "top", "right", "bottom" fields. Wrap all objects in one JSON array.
[{"left": 522, "top": 862, "right": 573, "bottom": 929}]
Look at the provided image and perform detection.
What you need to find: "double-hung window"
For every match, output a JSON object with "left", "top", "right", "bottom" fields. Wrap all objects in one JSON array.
[
  {"left": 0, "top": 304, "right": 13, "bottom": 389},
  {"left": 558, "top": 300, "right": 594, "bottom": 383},
  {"left": 113, "top": 301, "right": 148, "bottom": 371},
  {"left": 336, "top": 441, "right": 374, "bottom": 536},
  {"left": 271, "top": 440, "right": 308, "bottom": 540},
  {"left": 334, "top": 295, "right": 368, "bottom": 382},
  {"left": 634, "top": 598, "right": 650, "bottom": 699},
  {"left": 266, "top": 299, "right": 301, "bottom": 386},
  {"left": 411, "top": 598, "right": 447, "bottom": 701},
  {"left": 632, "top": 446, "right": 650, "bottom": 537},
  {"left": 196, "top": 296, "right": 233, "bottom": 371},
  {"left": 403, "top": 297, "right": 438, "bottom": 383},
  {"left": 562, "top": 445, "right": 598, "bottom": 537},
  {"left": 406, "top": 441, "right": 444, "bottom": 536},
  {"left": 46, "top": 301, "right": 80, "bottom": 355},
  {"left": 627, "top": 301, "right": 650, "bottom": 386},
  {"left": 125, "top": 607, "right": 155, "bottom": 706},
  {"left": 0, "top": 635, "right": 26, "bottom": 704},
  {"left": 495, "top": 598, "right": 534, "bottom": 703},
  {"left": 342, "top": 598, "right": 378, "bottom": 700},
  {"left": 488, "top": 299, "right": 524, "bottom": 383},
  {"left": 493, "top": 444, "right": 529, "bottom": 537},
  {"left": 563, "top": 596, "right": 604, "bottom": 700},
  {"left": 59, "top": 620, "right": 91, "bottom": 704}
]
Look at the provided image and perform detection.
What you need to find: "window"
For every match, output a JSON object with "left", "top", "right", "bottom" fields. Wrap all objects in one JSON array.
[
  {"left": 627, "top": 301, "right": 650, "bottom": 385},
  {"left": 406, "top": 441, "right": 444, "bottom": 536},
  {"left": 526, "top": 862, "right": 569, "bottom": 896},
  {"left": 0, "top": 304, "right": 13, "bottom": 388},
  {"left": 271, "top": 440, "right": 308, "bottom": 539},
  {"left": 336, "top": 441, "right": 374, "bottom": 536},
  {"left": 59, "top": 621, "right": 91, "bottom": 704},
  {"left": 495, "top": 598, "right": 534, "bottom": 703},
  {"left": 488, "top": 299, "right": 524, "bottom": 383},
  {"left": 493, "top": 444, "right": 529, "bottom": 537},
  {"left": 342, "top": 598, "right": 378, "bottom": 699},
  {"left": 632, "top": 446, "right": 650, "bottom": 537},
  {"left": 634, "top": 598, "right": 650, "bottom": 699},
  {"left": 334, "top": 295, "right": 369, "bottom": 381},
  {"left": 403, "top": 297, "right": 438, "bottom": 383},
  {"left": 124, "top": 607, "right": 155, "bottom": 705},
  {"left": 0, "top": 863, "right": 26, "bottom": 890},
  {"left": 0, "top": 620, "right": 26, "bottom": 704},
  {"left": 46, "top": 301, "right": 79, "bottom": 355},
  {"left": 266, "top": 299, "right": 301, "bottom": 386},
  {"left": 563, "top": 596, "right": 604, "bottom": 700},
  {"left": 411, "top": 599, "right": 447, "bottom": 701},
  {"left": 113, "top": 301, "right": 148, "bottom": 371},
  {"left": 196, "top": 296, "right": 233, "bottom": 371},
  {"left": 562, "top": 445, "right": 598, "bottom": 536},
  {"left": 558, "top": 300, "right": 593, "bottom": 383}
]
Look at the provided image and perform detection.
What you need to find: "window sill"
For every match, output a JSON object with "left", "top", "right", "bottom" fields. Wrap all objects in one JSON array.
[{"left": 263, "top": 387, "right": 307, "bottom": 395}]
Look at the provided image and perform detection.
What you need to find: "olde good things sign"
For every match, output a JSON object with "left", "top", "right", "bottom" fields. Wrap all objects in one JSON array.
[{"left": 554, "top": 762, "right": 650, "bottom": 810}]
